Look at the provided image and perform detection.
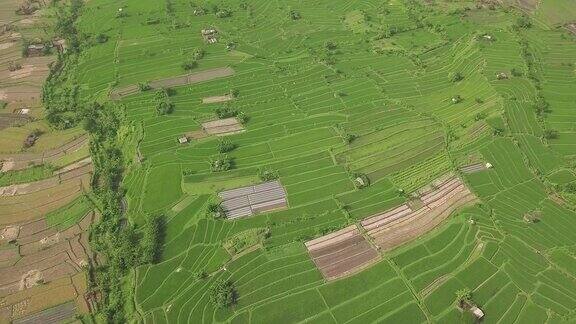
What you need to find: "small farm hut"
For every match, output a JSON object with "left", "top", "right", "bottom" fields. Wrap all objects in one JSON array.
[{"left": 178, "top": 136, "right": 189, "bottom": 144}]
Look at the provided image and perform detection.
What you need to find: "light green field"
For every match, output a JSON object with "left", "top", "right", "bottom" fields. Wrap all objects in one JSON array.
[{"left": 64, "top": 0, "right": 576, "bottom": 322}]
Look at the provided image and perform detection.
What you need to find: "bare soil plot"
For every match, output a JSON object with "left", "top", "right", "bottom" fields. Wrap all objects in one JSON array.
[
  {"left": 12, "top": 301, "right": 76, "bottom": 324},
  {"left": 202, "top": 94, "right": 233, "bottom": 104},
  {"left": 460, "top": 163, "right": 488, "bottom": 174},
  {"left": 202, "top": 117, "right": 245, "bottom": 136},
  {"left": 110, "top": 67, "right": 235, "bottom": 99},
  {"left": 219, "top": 180, "right": 287, "bottom": 219},
  {"left": 361, "top": 175, "right": 477, "bottom": 251},
  {"left": 305, "top": 225, "right": 380, "bottom": 280}
]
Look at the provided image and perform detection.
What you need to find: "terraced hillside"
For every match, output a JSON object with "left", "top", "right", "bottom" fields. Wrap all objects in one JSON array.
[
  {"left": 36, "top": 0, "right": 576, "bottom": 323},
  {"left": 0, "top": 1, "right": 99, "bottom": 322}
]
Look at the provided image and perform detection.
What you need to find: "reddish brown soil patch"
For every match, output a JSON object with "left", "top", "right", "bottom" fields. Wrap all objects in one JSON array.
[{"left": 305, "top": 225, "right": 380, "bottom": 280}]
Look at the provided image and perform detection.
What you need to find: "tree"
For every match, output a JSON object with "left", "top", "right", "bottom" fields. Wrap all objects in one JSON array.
[
  {"left": 237, "top": 111, "right": 249, "bottom": 124},
  {"left": 290, "top": 10, "right": 301, "bottom": 20},
  {"left": 258, "top": 167, "right": 279, "bottom": 181},
  {"left": 211, "top": 154, "right": 233, "bottom": 172},
  {"left": 96, "top": 33, "right": 109, "bottom": 44},
  {"left": 216, "top": 9, "right": 232, "bottom": 18},
  {"left": 511, "top": 67, "right": 523, "bottom": 77},
  {"left": 140, "top": 214, "right": 165, "bottom": 263},
  {"left": 192, "top": 48, "right": 205, "bottom": 60},
  {"left": 344, "top": 133, "right": 358, "bottom": 144},
  {"left": 217, "top": 138, "right": 236, "bottom": 153},
  {"left": 209, "top": 280, "right": 237, "bottom": 308},
  {"left": 155, "top": 101, "right": 174, "bottom": 116},
  {"left": 207, "top": 203, "right": 226, "bottom": 218},
  {"left": 451, "top": 95, "right": 463, "bottom": 104},
  {"left": 455, "top": 288, "right": 472, "bottom": 307},
  {"left": 182, "top": 59, "right": 198, "bottom": 71},
  {"left": 215, "top": 105, "right": 238, "bottom": 118},
  {"left": 523, "top": 210, "right": 542, "bottom": 223},
  {"left": 515, "top": 15, "right": 532, "bottom": 29}
]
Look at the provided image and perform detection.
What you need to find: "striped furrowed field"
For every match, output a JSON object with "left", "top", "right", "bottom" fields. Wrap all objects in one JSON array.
[{"left": 69, "top": 0, "right": 576, "bottom": 322}]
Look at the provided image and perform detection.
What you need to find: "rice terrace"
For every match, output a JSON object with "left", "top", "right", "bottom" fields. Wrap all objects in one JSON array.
[{"left": 1, "top": 0, "right": 576, "bottom": 323}]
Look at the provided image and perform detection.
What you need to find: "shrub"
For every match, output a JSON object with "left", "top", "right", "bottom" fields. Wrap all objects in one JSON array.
[
  {"left": 0, "top": 100, "right": 7, "bottom": 109},
  {"left": 209, "top": 280, "right": 237, "bottom": 308},
  {"left": 138, "top": 82, "right": 151, "bottom": 92}
]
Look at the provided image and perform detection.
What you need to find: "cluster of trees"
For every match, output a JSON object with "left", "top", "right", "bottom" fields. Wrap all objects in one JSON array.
[
  {"left": 154, "top": 88, "right": 174, "bottom": 115},
  {"left": 82, "top": 102, "right": 166, "bottom": 321},
  {"left": 42, "top": 0, "right": 84, "bottom": 129}
]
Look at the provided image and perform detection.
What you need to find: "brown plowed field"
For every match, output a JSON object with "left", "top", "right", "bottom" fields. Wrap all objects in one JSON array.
[
  {"left": 362, "top": 175, "right": 477, "bottom": 251},
  {"left": 305, "top": 225, "right": 379, "bottom": 280}
]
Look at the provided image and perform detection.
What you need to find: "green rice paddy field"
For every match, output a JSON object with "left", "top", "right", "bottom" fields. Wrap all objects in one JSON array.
[{"left": 74, "top": 0, "right": 576, "bottom": 322}]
